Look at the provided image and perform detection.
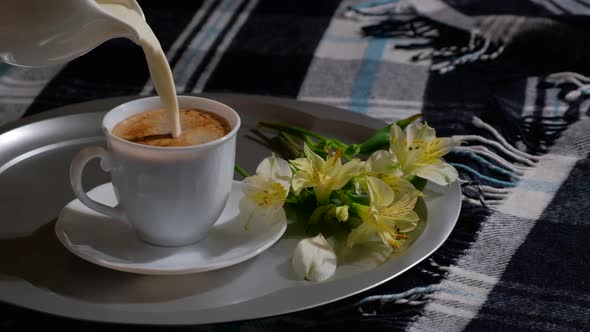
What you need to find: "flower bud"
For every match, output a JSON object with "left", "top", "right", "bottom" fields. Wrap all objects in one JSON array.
[{"left": 291, "top": 234, "right": 337, "bottom": 282}]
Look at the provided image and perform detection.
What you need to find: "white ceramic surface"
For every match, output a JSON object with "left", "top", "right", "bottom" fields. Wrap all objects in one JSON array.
[
  {"left": 70, "top": 96, "right": 241, "bottom": 246},
  {"left": 0, "top": 0, "right": 144, "bottom": 67},
  {"left": 56, "top": 181, "right": 287, "bottom": 275}
]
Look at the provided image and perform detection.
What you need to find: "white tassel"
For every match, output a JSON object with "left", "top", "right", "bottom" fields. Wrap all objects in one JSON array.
[
  {"left": 466, "top": 145, "right": 529, "bottom": 171},
  {"left": 343, "top": 0, "right": 409, "bottom": 21},
  {"left": 462, "top": 196, "right": 501, "bottom": 207},
  {"left": 482, "top": 192, "right": 507, "bottom": 199},
  {"left": 480, "top": 185, "right": 511, "bottom": 194},
  {"left": 453, "top": 135, "right": 536, "bottom": 166},
  {"left": 471, "top": 116, "right": 541, "bottom": 161},
  {"left": 394, "top": 299, "right": 426, "bottom": 305},
  {"left": 461, "top": 183, "right": 510, "bottom": 197},
  {"left": 546, "top": 72, "right": 590, "bottom": 85},
  {"left": 453, "top": 146, "right": 526, "bottom": 175},
  {"left": 545, "top": 72, "right": 590, "bottom": 102}
]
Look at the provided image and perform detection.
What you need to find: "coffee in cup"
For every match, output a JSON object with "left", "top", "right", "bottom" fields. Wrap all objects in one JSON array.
[{"left": 112, "top": 108, "right": 231, "bottom": 147}]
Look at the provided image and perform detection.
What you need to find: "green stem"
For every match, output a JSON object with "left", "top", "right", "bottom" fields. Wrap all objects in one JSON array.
[
  {"left": 285, "top": 197, "right": 299, "bottom": 204},
  {"left": 304, "top": 136, "right": 316, "bottom": 146},
  {"left": 259, "top": 122, "right": 327, "bottom": 140},
  {"left": 234, "top": 164, "right": 250, "bottom": 178},
  {"left": 357, "top": 113, "right": 423, "bottom": 155},
  {"left": 336, "top": 190, "right": 353, "bottom": 206},
  {"left": 397, "top": 113, "right": 423, "bottom": 130}
]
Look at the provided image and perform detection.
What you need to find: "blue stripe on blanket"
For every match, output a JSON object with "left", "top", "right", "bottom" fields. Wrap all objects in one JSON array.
[{"left": 350, "top": 38, "right": 388, "bottom": 114}]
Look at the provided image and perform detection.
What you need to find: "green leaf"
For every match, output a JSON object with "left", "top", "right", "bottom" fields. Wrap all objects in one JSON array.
[
  {"left": 409, "top": 176, "right": 427, "bottom": 191},
  {"left": 309, "top": 205, "right": 333, "bottom": 225},
  {"left": 357, "top": 113, "right": 422, "bottom": 155}
]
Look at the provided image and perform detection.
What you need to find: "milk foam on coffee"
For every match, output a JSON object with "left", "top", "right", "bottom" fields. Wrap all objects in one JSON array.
[
  {"left": 113, "top": 109, "right": 230, "bottom": 147},
  {"left": 98, "top": 2, "right": 182, "bottom": 138}
]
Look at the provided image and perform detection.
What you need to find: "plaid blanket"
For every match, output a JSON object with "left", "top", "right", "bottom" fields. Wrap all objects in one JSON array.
[{"left": 1, "top": 0, "right": 590, "bottom": 330}]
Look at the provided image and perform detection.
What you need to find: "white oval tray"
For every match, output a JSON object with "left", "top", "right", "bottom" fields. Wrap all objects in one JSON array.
[{"left": 0, "top": 94, "right": 460, "bottom": 325}]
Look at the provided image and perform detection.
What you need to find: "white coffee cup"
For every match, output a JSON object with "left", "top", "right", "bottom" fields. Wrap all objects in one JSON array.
[{"left": 70, "top": 96, "right": 241, "bottom": 247}]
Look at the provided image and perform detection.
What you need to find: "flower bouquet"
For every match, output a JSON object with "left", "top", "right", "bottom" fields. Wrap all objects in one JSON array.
[{"left": 235, "top": 114, "right": 461, "bottom": 281}]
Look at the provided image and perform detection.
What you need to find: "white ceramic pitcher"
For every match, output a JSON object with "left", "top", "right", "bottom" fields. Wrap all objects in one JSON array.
[{"left": 0, "top": 0, "right": 144, "bottom": 67}]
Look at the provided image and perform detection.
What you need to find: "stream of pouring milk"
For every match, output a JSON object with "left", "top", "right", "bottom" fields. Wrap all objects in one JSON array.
[{"left": 98, "top": 3, "right": 182, "bottom": 138}]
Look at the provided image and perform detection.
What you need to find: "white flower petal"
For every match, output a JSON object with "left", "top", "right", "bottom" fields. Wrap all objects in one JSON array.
[
  {"left": 237, "top": 198, "right": 258, "bottom": 229},
  {"left": 292, "top": 234, "right": 337, "bottom": 282},
  {"left": 291, "top": 172, "right": 314, "bottom": 195},
  {"left": 259, "top": 205, "right": 287, "bottom": 226},
  {"left": 238, "top": 197, "right": 286, "bottom": 231},
  {"left": 256, "top": 156, "right": 292, "bottom": 191},
  {"left": 367, "top": 150, "right": 402, "bottom": 177},
  {"left": 241, "top": 175, "right": 268, "bottom": 196},
  {"left": 406, "top": 122, "right": 436, "bottom": 145},
  {"left": 415, "top": 163, "right": 458, "bottom": 186},
  {"left": 290, "top": 157, "right": 309, "bottom": 170}
]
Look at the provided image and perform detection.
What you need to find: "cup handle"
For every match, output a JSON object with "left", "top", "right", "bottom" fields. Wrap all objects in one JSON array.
[{"left": 70, "top": 146, "right": 124, "bottom": 220}]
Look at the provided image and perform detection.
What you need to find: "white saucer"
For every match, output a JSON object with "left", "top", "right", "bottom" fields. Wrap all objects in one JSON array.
[{"left": 55, "top": 181, "right": 287, "bottom": 275}]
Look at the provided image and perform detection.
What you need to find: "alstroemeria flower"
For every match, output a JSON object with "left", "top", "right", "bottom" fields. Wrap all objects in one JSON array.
[
  {"left": 291, "top": 143, "right": 362, "bottom": 203},
  {"left": 239, "top": 155, "right": 292, "bottom": 230},
  {"left": 348, "top": 177, "right": 421, "bottom": 249},
  {"left": 361, "top": 150, "right": 418, "bottom": 198},
  {"left": 390, "top": 122, "right": 460, "bottom": 186}
]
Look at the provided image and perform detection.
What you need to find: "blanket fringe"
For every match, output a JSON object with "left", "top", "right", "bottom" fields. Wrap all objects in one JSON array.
[
  {"left": 339, "top": 6, "right": 587, "bottom": 324},
  {"left": 344, "top": 0, "right": 413, "bottom": 21},
  {"left": 491, "top": 74, "right": 588, "bottom": 154},
  {"left": 345, "top": 0, "right": 504, "bottom": 73},
  {"left": 545, "top": 72, "right": 590, "bottom": 103}
]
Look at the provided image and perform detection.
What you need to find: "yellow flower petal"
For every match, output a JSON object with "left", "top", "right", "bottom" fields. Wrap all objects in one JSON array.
[
  {"left": 303, "top": 143, "right": 325, "bottom": 171},
  {"left": 331, "top": 158, "right": 362, "bottom": 190},
  {"left": 347, "top": 221, "right": 375, "bottom": 248},
  {"left": 291, "top": 144, "right": 361, "bottom": 203},
  {"left": 367, "top": 177, "right": 394, "bottom": 209},
  {"left": 389, "top": 122, "right": 460, "bottom": 185},
  {"left": 389, "top": 125, "right": 407, "bottom": 158},
  {"left": 394, "top": 211, "right": 420, "bottom": 232},
  {"left": 380, "top": 176, "right": 416, "bottom": 200},
  {"left": 425, "top": 137, "right": 460, "bottom": 157},
  {"left": 379, "top": 191, "right": 420, "bottom": 221}
]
